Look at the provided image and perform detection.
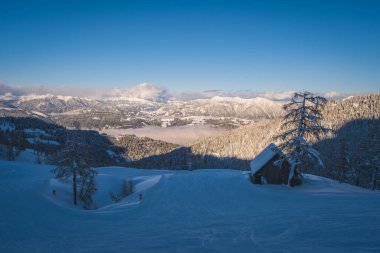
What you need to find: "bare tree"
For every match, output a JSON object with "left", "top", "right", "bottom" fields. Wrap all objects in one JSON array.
[
  {"left": 120, "top": 178, "right": 133, "bottom": 197},
  {"left": 109, "top": 178, "right": 133, "bottom": 203},
  {"left": 52, "top": 136, "right": 97, "bottom": 208},
  {"left": 276, "top": 92, "right": 329, "bottom": 186},
  {"left": 78, "top": 167, "right": 97, "bottom": 209}
]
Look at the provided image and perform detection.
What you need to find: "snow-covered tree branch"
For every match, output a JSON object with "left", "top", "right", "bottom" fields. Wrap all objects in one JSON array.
[{"left": 275, "top": 91, "right": 329, "bottom": 186}]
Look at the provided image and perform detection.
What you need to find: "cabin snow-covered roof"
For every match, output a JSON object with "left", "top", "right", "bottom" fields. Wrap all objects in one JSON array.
[{"left": 250, "top": 143, "right": 281, "bottom": 175}]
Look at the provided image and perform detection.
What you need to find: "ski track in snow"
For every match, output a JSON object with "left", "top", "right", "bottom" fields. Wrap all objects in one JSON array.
[{"left": 0, "top": 160, "right": 380, "bottom": 253}]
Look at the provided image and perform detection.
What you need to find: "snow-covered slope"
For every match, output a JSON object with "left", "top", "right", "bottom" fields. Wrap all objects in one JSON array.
[{"left": 0, "top": 160, "right": 379, "bottom": 253}]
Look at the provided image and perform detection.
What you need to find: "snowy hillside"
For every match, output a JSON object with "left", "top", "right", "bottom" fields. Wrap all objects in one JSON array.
[{"left": 1, "top": 160, "right": 379, "bottom": 253}]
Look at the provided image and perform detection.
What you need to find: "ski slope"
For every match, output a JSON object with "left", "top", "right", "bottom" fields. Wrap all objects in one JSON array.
[{"left": 0, "top": 160, "right": 379, "bottom": 253}]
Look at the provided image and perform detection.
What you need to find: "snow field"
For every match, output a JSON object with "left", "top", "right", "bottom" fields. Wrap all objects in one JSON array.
[{"left": 0, "top": 160, "right": 379, "bottom": 253}]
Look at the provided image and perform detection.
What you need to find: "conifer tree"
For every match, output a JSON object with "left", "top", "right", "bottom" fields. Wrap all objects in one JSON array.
[{"left": 276, "top": 92, "right": 329, "bottom": 186}]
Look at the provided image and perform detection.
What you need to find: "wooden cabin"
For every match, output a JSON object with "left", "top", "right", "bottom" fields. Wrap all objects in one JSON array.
[{"left": 250, "top": 143, "right": 301, "bottom": 185}]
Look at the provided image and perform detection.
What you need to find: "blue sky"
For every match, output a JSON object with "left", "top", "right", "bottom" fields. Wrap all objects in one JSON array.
[{"left": 0, "top": 0, "right": 379, "bottom": 93}]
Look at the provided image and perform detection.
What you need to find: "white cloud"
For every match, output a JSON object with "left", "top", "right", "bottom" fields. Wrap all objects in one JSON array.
[
  {"left": 322, "top": 91, "right": 343, "bottom": 99},
  {"left": 101, "top": 83, "right": 170, "bottom": 102},
  {"left": 0, "top": 83, "right": 90, "bottom": 97},
  {"left": 0, "top": 83, "right": 356, "bottom": 102},
  {"left": 254, "top": 91, "right": 347, "bottom": 101},
  {"left": 259, "top": 91, "right": 295, "bottom": 101},
  {"left": 172, "top": 90, "right": 297, "bottom": 101},
  {"left": 0, "top": 82, "right": 170, "bottom": 102}
]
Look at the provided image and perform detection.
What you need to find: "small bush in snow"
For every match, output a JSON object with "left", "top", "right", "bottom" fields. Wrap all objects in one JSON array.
[{"left": 110, "top": 179, "right": 134, "bottom": 203}]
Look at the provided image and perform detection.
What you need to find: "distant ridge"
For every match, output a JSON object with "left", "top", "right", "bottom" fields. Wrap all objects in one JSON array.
[{"left": 0, "top": 93, "right": 284, "bottom": 129}]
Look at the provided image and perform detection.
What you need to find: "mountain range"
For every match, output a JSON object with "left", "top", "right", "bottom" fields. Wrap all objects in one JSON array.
[{"left": 0, "top": 93, "right": 284, "bottom": 129}]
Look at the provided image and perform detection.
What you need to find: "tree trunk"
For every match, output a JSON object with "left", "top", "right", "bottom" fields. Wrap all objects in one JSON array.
[
  {"left": 355, "top": 168, "right": 360, "bottom": 186},
  {"left": 73, "top": 171, "right": 77, "bottom": 205},
  {"left": 372, "top": 167, "right": 378, "bottom": 190},
  {"left": 339, "top": 166, "right": 344, "bottom": 183},
  {"left": 297, "top": 96, "right": 306, "bottom": 137}
]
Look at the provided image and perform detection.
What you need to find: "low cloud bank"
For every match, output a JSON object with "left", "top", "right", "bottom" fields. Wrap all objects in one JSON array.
[
  {"left": 0, "top": 83, "right": 351, "bottom": 102},
  {"left": 101, "top": 125, "right": 225, "bottom": 146}
]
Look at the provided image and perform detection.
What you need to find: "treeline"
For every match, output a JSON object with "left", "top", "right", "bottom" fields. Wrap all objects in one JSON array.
[
  {"left": 130, "top": 147, "right": 249, "bottom": 170},
  {"left": 321, "top": 94, "right": 380, "bottom": 130},
  {"left": 190, "top": 119, "right": 280, "bottom": 160},
  {"left": 0, "top": 116, "right": 124, "bottom": 167},
  {"left": 117, "top": 134, "right": 179, "bottom": 161},
  {"left": 313, "top": 119, "right": 380, "bottom": 188},
  {"left": 52, "top": 112, "right": 162, "bottom": 130},
  {"left": 0, "top": 117, "right": 64, "bottom": 160},
  {"left": 300, "top": 94, "right": 380, "bottom": 188}
]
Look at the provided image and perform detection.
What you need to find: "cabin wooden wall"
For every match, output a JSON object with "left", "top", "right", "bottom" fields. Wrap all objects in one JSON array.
[{"left": 253, "top": 154, "right": 290, "bottom": 184}]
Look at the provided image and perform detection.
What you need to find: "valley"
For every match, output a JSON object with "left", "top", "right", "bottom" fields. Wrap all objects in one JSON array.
[{"left": 102, "top": 125, "right": 225, "bottom": 145}]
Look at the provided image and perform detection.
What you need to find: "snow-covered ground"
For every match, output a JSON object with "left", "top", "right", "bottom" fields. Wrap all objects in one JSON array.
[{"left": 0, "top": 159, "right": 380, "bottom": 253}]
